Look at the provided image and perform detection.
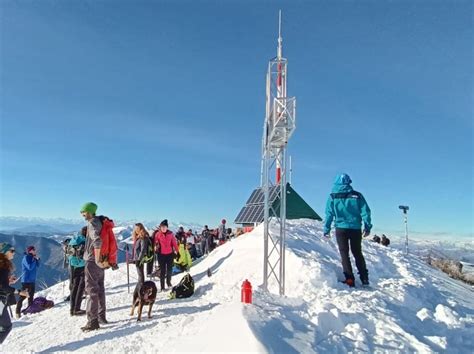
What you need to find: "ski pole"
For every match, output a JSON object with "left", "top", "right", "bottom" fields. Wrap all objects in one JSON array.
[{"left": 125, "top": 244, "right": 130, "bottom": 294}]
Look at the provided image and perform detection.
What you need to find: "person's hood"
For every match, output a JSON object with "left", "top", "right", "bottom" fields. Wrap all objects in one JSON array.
[
  {"left": 99, "top": 216, "right": 115, "bottom": 229},
  {"left": 331, "top": 173, "right": 354, "bottom": 193},
  {"left": 69, "top": 235, "right": 86, "bottom": 246}
]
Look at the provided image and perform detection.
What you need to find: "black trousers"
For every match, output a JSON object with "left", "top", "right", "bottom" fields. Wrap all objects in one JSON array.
[
  {"left": 136, "top": 262, "right": 145, "bottom": 284},
  {"left": 16, "top": 282, "right": 35, "bottom": 315},
  {"left": 146, "top": 255, "right": 154, "bottom": 276},
  {"left": 336, "top": 228, "right": 368, "bottom": 281},
  {"left": 70, "top": 266, "right": 85, "bottom": 312},
  {"left": 0, "top": 305, "right": 12, "bottom": 344},
  {"left": 158, "top": 253, "right": 174, "bottom": 290}
]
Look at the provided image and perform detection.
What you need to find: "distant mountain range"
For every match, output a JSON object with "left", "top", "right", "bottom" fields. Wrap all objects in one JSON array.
[
  {"left": 0, "top": 216, "right": 204, "bottom": 235},
  {"left": 0, "top": 233, "right": 69, "bottom": 290},
  {"left": 0, "top": 216, "right": 204, "bottom": 289}
]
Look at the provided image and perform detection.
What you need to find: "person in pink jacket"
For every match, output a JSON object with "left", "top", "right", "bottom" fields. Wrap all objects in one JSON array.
[{"left": 154, "top": 220, "right": 179, "bottom": 291}]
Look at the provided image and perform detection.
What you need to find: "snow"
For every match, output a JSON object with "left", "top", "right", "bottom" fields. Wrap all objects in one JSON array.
[{"left": 4, "top": 219, "right": 474, "bottom": 353}]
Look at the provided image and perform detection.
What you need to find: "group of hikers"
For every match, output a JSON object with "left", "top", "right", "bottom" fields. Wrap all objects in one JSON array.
[
  {"left": 0, "top": 201, "right": 233, "bottom": 340},
  {"left": 130, "top": 219, "right": 231, "bottom": 293},
  {"left": 0, "top": 172, "right": 378, "bottom": 341}
]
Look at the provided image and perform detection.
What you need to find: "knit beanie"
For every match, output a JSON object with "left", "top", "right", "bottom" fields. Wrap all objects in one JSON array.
[
  {"left": 0, "top": 243, "right": 13, "bottom": 254},
  {"left": 80, "top": 202, "right": 98, "bottom": 215}
]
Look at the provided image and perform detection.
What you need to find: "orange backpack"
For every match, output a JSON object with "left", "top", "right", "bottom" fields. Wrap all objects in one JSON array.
[{"left": 98, "top": 216, "right": 118, "bottom": 268}]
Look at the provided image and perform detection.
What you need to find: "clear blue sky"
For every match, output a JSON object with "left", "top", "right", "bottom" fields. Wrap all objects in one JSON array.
[{"left": 1, "top": 1, "right": 472, "bottom": 237}]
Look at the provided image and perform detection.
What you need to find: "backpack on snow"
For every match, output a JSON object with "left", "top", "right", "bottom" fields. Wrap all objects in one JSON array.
[
  {"left": 169, "top": 273, "right": 194, "bottom": 299},
  {"left": 98, "top": 216, "right": 118, "bottom": 267},
  {"left": 22, "top": 297, "right": 54, "bottom": 314}
]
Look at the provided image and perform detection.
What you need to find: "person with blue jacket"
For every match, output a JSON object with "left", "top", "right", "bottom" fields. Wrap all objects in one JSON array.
[
  {"left": 324, "top": 173, "right": 372, "bottom": 287},
  {"left": 68, "top": 229, "right": 87, "bottom": 316},
  {"left": 15, "top": 246, "right": 40, "bottom": 318}
]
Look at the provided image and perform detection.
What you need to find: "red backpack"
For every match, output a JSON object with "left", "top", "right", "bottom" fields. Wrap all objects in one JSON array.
[{"left": 98, "top": 216, "right": 118, "bottom": 268}]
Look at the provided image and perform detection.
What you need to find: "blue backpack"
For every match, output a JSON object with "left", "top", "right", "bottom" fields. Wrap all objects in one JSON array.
[{"left": 67, "top": 235, "right": 86, "bottom": 268}]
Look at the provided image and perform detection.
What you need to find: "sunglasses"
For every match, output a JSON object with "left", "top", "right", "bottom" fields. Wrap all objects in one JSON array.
[{"left": 9, "top": 249, "right": 15, "bottom": 253}]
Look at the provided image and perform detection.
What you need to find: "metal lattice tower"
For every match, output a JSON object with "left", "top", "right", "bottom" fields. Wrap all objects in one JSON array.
[{"left": 262, "top": 11, "right": 296, "bottom": 295}]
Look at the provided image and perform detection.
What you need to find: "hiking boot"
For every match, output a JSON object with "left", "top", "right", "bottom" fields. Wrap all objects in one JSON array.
[
  {"left": 361, "top": 278, "right": 370, "bottom": 286},
  {"left": 70, "top": 309, "right": 74, "bottom": 317},
  {"left": 342, "top": 278, "right": 355, "bottom": 287},
  {"left": 99, "top": 317, "right": 108, "bottom": 325},
  {"left": 74, "top": 309, "right": 86, "bottom": 316},
  {"left": 81, "top": 320, "right": 100, "bottom": 332}
]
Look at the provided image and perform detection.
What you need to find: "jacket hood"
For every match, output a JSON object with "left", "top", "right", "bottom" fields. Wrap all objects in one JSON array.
[
  {"left": 100, "top": 216, "right": 115, "bottom": 229},
  {"left": 332, "top": 173, "right": 354, "bottom": 193},
  {"left": 69, "top": 235, "right": 86, "bottom": 246}
]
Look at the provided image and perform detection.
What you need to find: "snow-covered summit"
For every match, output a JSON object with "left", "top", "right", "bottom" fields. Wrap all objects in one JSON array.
[{"left": 5, "top": 220, "right": 473, "bottom": 353}]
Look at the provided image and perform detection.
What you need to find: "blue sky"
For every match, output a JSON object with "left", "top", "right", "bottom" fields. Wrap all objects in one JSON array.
[{"left": 1, "top": 1, "right": 472, "bottom": 237}]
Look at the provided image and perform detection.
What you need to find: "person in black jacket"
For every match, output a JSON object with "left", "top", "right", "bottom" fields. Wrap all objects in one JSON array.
[
  {"left": 0, "top": 243, "right": 29, "bottom": 344},
  {"left": 131, "top": 223, "right": 151, "bottom": 288}
]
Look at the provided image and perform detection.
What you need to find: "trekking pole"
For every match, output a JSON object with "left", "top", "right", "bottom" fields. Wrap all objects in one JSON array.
[{"left": 125, "top": 244, "right": 130, "bottom": 294}]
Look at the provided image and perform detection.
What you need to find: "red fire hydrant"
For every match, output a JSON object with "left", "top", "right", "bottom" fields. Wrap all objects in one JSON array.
[{"left": 241, "top": 279, "right": 253, "bottom": 304}]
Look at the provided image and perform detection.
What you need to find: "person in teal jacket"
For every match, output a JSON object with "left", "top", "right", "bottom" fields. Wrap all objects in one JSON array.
[
  {"left": 324, "top": 173, "right": 372, "bottom": 286},
  {"left": 68, "top": 230, "right": 86, "bottom": 316}
]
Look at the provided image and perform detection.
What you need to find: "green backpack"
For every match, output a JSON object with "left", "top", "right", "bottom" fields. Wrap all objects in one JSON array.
[{"left": 140, "top": 237, "right": 154, "bottom": 266}]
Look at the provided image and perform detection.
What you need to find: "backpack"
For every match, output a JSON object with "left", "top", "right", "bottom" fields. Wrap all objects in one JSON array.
[
  {"left": 170, "top": 273, "right": 194, "bottom": 299},
  {"left": 22, "top": 297, "right": 54, "bottom": 314},
  {"left": 98, "top": 216, "right": 118, "bottom": 267},
  {"left": 66, "top": 235, "right": 86, "bottom": 268},
  {"left": 139, "top": 237, "right": 155, "bottom": 266}
]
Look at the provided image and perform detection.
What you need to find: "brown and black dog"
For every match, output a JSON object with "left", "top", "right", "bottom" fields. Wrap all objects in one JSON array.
[{"left": 130, "top": 281, "right": 157, "bottom": 321}]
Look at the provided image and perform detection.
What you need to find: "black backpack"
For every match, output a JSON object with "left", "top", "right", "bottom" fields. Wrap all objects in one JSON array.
[{"left": 170, "top": 273, "right": 194, "bottom": 299}]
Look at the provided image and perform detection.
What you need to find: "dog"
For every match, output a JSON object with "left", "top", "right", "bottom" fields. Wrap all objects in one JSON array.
[{"left": 130, "top": 281, "right": 157, "bottom": 321}]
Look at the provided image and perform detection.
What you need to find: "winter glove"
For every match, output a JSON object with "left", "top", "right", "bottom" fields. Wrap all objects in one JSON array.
[
  {"left": 362, "top": 230, "right": 370, "bottom": 238},
  {"left": 323, "top": 233, "right": 330, "bottom": 239},
  {"left": 175, "top": 253, "right": 180, "bottom": 261}
]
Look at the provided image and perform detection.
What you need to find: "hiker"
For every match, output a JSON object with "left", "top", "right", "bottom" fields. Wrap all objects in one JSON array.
[
  {"left": 0, "top": 243, "right": 29, "bottom": 344},
  {"left": 201, "top": 225, "right": 210, "bottom": 255},
  {"left": 324, "top": 173, "right": 372, "bottom": 287},
  {"left": 15, "top": 246, "right": 40, "bottom": 318},
  {"left": 132, "top": 223, "right": 151, "bottom": 288},
  {"left": 381, "top": 234, "right": 391, "bottom": 247},
  {"left": 61, "top": 238, "right": 72, "bottom": 301},
  {"left": 175, "top": 226, "right": 186, "bottom": 245},
  {"left": 146, "top": 229, "right": 157, "bottom": 278},
  {"left": 208, "top": 229, "right": 216, "bottom": 252},
  {"left": 68, "top": 228, "right": 87, "bottom": 316},
  {"left": 218, "top": 219, "right": 227, "bottom": 245},
  {"left": 154, "top": 220, "right": 179, "bottom": 291},
  {"left": 186, "top": 230, "right": 198, "bottom": 260},
  {"left": 175, "top": 241, "right": 193, "bottom": 272},
  {"left": 80, "top": 202, "right": 108, "bottom": 332}
]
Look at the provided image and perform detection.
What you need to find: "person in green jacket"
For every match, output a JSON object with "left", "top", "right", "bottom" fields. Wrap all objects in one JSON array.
[{"left": 324, "top": 173, "right": 372, "bottom": 287}]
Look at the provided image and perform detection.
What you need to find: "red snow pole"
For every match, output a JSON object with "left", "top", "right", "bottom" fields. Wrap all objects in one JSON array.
[{"left": 241, "top": 279, "right": 253, "bottom": 304}]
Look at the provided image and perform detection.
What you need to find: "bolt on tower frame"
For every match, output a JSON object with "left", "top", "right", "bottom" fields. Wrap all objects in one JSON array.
[{"left": 262, "top": 11, "right": 296, "bottom": 296}]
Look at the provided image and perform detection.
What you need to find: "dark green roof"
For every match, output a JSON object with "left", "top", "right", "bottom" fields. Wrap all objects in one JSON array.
[{"left": 234, "top": 183, "right": 322, "bottom": 224}]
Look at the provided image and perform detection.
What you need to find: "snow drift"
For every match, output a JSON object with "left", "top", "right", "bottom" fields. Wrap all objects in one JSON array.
[{"left": 4, "top": 220, "right": 473, "bottom": 353}]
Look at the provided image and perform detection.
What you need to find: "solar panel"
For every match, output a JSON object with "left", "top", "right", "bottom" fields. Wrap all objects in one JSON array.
[{"left": 234, "top": 186, "right": 281, "bottom": 224}]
